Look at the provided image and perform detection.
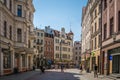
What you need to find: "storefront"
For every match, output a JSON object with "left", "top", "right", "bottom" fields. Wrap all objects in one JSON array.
[{"left": 108, "top": 47, "right": 120, "bottom": 74}]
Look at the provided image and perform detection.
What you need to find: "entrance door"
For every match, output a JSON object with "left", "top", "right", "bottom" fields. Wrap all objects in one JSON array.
[
  {"left": 92, "top": 57, "right": 96, "bottom": 71},
  {"left": 112, "top": 55, "right": 120, "bottom": 73}
]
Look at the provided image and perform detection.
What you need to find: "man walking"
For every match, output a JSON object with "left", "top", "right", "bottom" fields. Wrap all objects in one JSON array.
[{"left": 94, "top": 64, "right": 98, "bottom": 78}]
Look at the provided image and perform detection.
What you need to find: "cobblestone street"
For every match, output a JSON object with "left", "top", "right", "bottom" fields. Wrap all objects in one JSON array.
[{"left": 0, "top": 69, "right": 115, "bottom": 80}]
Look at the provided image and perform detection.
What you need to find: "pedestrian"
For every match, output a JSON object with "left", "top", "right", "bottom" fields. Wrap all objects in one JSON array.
[
  {"left": 40, "top": 66, "right": 45, "bottom": 73},
  {"left": 94, "top": 64, "right": 98, "bottom": 78},
  {"left": 61, "top": 64, "right": 64, "bottom": 72},
  {"left": 80, "top": 64, "right": 83, "bottom": 74},
  {"left": 33, "top": 66, "right": 35, "bottom": 71}
]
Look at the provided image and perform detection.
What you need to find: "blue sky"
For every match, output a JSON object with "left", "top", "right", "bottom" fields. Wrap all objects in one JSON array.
[{"left": 33, "top": 0, "right": 88, "bottom": 41}]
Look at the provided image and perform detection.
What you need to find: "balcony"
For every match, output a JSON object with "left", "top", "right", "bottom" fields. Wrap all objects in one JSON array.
[{"left": 14, "top": 41, "right": 27, "bottom": 48}]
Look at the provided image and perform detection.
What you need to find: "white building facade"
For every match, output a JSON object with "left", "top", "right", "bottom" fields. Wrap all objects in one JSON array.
[
  {"left": 54, "top": 28, "right": 74, "bottom": 66},
  {"left": 0, "top": 0, "right": 36, "bottom": 75},
  {"left": 81, "top": 1, "right": 91, "bottom": 69},
  {"left": 73, "top": 41, "right": 81, "bottom": 67}
]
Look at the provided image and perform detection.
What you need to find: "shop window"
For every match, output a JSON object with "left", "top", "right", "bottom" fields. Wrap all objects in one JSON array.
[{"left": 3, "top": 52, "right": 11, "bottom": 68}]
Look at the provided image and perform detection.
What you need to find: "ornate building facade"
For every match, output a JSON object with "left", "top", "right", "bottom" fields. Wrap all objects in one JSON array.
[
  {"left": 81, "top": 1, "right": 91, "bottom": 70},
  {"left": 0, "top": 0, "right": 36, "bottom": 75},
  {"left": 54, "top": 28, "right": 74, "bottom": 66},
  {"left": 90, "top": 0, "right": 102, "bottom": 73},
  {"left": 73, "top": 41, "right": 81, "bottom": 67},
  {"left": 101, "top": 0, "right": 120, "bottom": 75},
  {"left": 33, "top": 28, "right": 44, "bottom": 67}
]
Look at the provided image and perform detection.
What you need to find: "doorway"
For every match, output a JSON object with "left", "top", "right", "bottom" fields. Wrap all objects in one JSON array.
[{"left": 112, "top": 55, "right": 120, "bottom": 74}]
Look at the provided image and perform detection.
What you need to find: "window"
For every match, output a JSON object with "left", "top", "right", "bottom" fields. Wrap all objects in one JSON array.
[
  {"left": 98, "top": 35, "right": 101, "bottom": 47},
  {"left": 99, "top": 18, "right": 101, "bottom": 29},
  {"left": 118, "top": 11, "right": 120, "bottom": 31},
  {"left": 4, "top": 0, "right": 7, "bottom": 6},
  {"left": 110, "top": 17, "right": 114, "bottom": 36},
  {"left": 104, "top": 0, "right": 107, "bottom": 10},
  {"left": 37, "top": 46, "right": 39, "bottom": 50},
  {"left": 56, "top": 54, "right": 59, "bottom": 58},
  {"left": 76, "top": 47, "right": 77, "bottom": 50},
  {"left": 41, "top": 33, "right": 43, "bottom": 37},
  {"left": 95, "top": 37, "right": 96, "bottom": 49},
  {"left": 37, "top": 39, "right": 40, "bottom": 43},
  {"left": 9, "top": 25, "right": 12, "bottom": 40},
  {"left": 95, "top": 9, "right": 97, "bottom": 18},
  {"left": 17, "top": 28, "right": 22, "bottom": 42},
  {"left": 28, "top": 40, "right": 30, "bottom": 48},
  {"left": 41, "top": 40, "right": 43, "bottom": 44},
  {"left": 37, "top": 32, "right": 40, "bottom": 36},
  {"left": 9, "top": 0, "right": 12, "bottom": 11},
  {"left": 76, "top": 57, "right": 77, "bottom": 60},
  {"left": 98, "top": 4, "right": 101, "bottom": 14},
  {"left": 17, "top": 5, "right": 22, "bottom": 17},
  {"left": 104, "top": 23, "right": 107, "bottom": 40},
  {"left": 91, "top": 40, "right": 93, "bottom": 50},
  {"left": 109, "top": 0, "right": 112, "bottom": 3},
  {"left": 3, "top": 53, "right": 11, "bottom": 68},
  {"left": 41, "top": 47, "right": 43, "bottom": 51},
  {"left": 79, "top": 57, "right": 81, "bottom": 60},
  {"left": 95, "top": 23, "right": 97, "bottom": 32},
  {"left": 4, "top": 21, "right": 7, "bottom": 37},
  {"left": 22, "top": 55, "right": 25, "bottom": 67},
  {"left": 76, "top": 52, "right": 77, "bottom": 55},
  {"left": 68, "top": 48, "right": 70, "bottom": 52}
]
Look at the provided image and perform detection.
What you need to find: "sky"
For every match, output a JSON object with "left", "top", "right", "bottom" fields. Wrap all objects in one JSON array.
[{"left": 33, "top": 0, "right": 88, "bottom": 41}]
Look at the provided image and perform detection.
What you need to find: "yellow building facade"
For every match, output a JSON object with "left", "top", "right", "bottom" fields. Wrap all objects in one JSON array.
[{"left": 90, "top": 0, "right": 101, "bottom": 73}]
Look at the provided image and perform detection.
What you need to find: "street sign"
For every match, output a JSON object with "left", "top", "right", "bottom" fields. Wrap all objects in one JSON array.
[
  {"left": 48, "top": 60, "right": 52, "bottom": 64},
  {"left": 109, "top": 55, "right": 112, "bottom": 60}
]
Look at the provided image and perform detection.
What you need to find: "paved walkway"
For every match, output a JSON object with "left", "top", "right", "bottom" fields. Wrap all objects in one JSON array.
[{"left": 0, "top": 69, "right": 117, "bottom": 80}]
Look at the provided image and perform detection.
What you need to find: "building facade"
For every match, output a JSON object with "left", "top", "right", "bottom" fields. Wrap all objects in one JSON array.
[
  {"left": 81, "top": 1, "right": 91, "bottom": 70},
  {"left": 101, "top": 0, "right": 120, "bottom": 75},
  {"left": 54, "top": 28, "right": 74, "bottom": 66},
  {"left": 73, "top": 41, "right": 81, "bottom": 67},
  {"left": 90, "top": 0, "right": 102, "bottom": 73},
  {"left": 0, "top": 0, "right": 36, "bottom": 76},
  {"left": 44, "top": 26, "right": 54, "bottom": 65},
  {"left": 33, "top": 28, "right": 44, "bottom": 67}
]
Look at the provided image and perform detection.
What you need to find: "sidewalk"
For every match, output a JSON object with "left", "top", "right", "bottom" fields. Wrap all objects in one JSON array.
[{"left": 80, "top": 70, "right": 114, "bottom": 80}]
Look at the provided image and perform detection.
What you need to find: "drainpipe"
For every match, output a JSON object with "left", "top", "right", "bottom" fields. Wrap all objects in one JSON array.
[{"left": 100, "top": 0, "right": 103, "bottom": 75}]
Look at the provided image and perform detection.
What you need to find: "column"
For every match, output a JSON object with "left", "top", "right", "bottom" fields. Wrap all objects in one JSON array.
[
  {"left": 0, "top": 49, "right": 3, "bottom": 76},
  {"left": 31, "top": 55, "right": 33, "bottom": 69},
  {"left": 26, "top": 54, "right": 28, "bottom": 70},
  {"left": 11, "top": 51, "right": 15, "bottom": 73}
]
